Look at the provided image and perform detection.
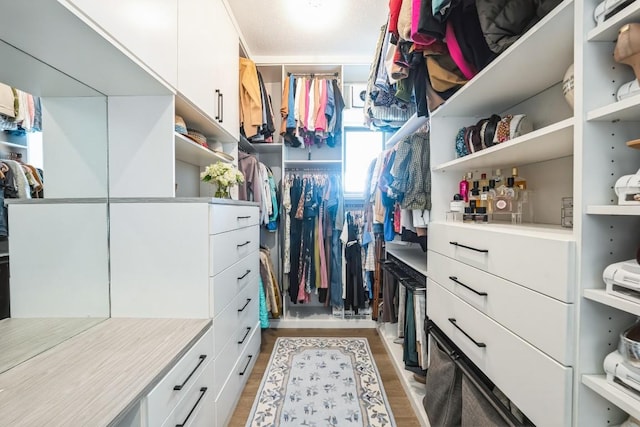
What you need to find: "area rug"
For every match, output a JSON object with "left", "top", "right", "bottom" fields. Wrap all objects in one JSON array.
[{"left": 246, "top": 337, "right": 396, "bottom": 426}]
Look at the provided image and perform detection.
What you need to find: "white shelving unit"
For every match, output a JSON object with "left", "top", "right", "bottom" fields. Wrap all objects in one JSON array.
[
  {"left": 582, "top": 375, "right": 640, "bottom": 421},
  {"left": 433, "top": 118, "right": 574, "bottom": 172},
  {"left": 174, "top": 133, "right": 231, "bottom": 166},
  {"left": 586, "top": 205, "right": 640, "bottom": 215},
  {"left": 587, "top": 95, "right": 640, "bottom": 122},
  {"left": 587, "top": 1, "right": 640, "bottom": 41},
  {"left": 283, "top": 159, "right": 342, "bottom": 169},
  {"left": 584, "top": 289, "right": 640, "bottom": 317}
]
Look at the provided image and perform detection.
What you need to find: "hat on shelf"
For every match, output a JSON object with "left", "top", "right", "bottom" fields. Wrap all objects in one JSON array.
[
  {"left": 175, "top": 115, "right": 188, "bottom": 135},
  {"left": 186, "top": 128, "right": 208, "bottom": 147}
]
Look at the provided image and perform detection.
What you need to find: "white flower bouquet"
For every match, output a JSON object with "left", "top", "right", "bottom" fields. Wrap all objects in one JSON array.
[{"left": 201, "top": 161, "right": 244, "bottom": 198}]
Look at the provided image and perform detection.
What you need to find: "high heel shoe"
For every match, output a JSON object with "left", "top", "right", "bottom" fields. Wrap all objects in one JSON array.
[{"left": 614, "top": 23, "right": 640, "bottom": 81}]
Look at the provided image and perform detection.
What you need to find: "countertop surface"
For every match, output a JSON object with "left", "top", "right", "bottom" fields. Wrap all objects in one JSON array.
[
  {"left": 6, "top": 197, "right": 259, "bottom": 207},
  {"left": 0, "top": 318, "right": 211, "bottom": 426}
]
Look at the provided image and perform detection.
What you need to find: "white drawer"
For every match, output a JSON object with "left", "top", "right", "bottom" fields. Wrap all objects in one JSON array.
[
  {"left": 428, "top": 221, "right": 575, "bottom": 302},
  {"left": 146, "top": 328, "right": 213, "bottom": 427},
  {"left": 237, "top": 279, "right": 259, "bottom": 327},
  {"left": 209, "top": 225, "right": 260, "bottom": 276},
  {"left": 160, "top": 356, "right": 214, "bottom": 427},
  {"left": 213, "top": 320, "right": 259, "bottom": 400},
  {"left": 428, "top": 250, "right": 574, "bottom": 365},
  {"left": 427, "top": 279, "right": 572, "bottom": 427},
  {"left": 215, "top": 326, "right": 260, "bottom": 426},
  {"left": 210, "top": 251, "right": 259, "bottom": 318},
  {"left": 209, "top": 204, "right": 259, "bottom": 235}
]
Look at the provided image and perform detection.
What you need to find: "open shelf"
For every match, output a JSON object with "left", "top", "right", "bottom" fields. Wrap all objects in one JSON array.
[
  {"left": 175, "top": 94, "right": 236, "bottom": 145},
  {"left": 0, "top": 140, "right": 27, "bottom": 150},
  {"left": 384, "top": 114, "right": 429, "bottom": 149},
  {"left": 583, "top": 375, "right": 640, "bottom": 421},
  {"left": 174, "top": 133, "right": 232, "bottom": 166},
  {"left": 587, "top": 205, "right": 640, "bottom": 215},
  {"left": 433, "top": 118, "right": 574, "bottom": 172},
  {"left": 386, "top": 242, "right": 427, "bottom": 277},
  {"left": 253, "top": 143, "right": 283, "bottom": 154},
  {"left": 284, "top": 159, "right": 341, "bottom": 169},
  {"left": 587, "top": 95, "right": 640, "bottom": 122},
  {"left": 584, "top": 289, "right": 640, "bottom": 317},
  {"left": 431, "top": 0, "right": 574, "bottom": 118},
  {"left": 588, "top": 1, "right": 640, "bottom": 42}
]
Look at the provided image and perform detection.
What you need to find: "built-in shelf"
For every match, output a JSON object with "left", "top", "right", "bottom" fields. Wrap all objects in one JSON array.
[
  {"left": 174, "top": 133, "right": 231, "bottom": 166},
  {"left": 584, "top": 289, "right": 640, "bottom": 317},
  {"left": 588, "top": 2, "right": 640, "bottom": 42},
  {"left": 384, "top": 114, "right": 429, "bottom": 149},
  {"left": 253, "top": 143, "right": 283, "bottom": 154},
  {"left": 386, "top": 242, "right": 427, "bottom": 277},
  {"left": 433, "top": 118, "right": 574, "bottom": 172},
  {"left": 587, "top": 205, "right": 640, "bottom": 215},
  {"left": 378, "top": 322, "right": 429, "bottom": 427},
  {"left": 431, "top": 0, "right": 573, "bottom": 118},
  {"left": 238, "top": 135, "right": 256, "bottom": 154},
  {"left": 0, "top": 140, "right": 27, "bottom": 150},
  {"left": 284, "top": 160, "right": 342, "bottom": 169},
  {"left": 587, "top": 95, "right": 640, "bottom": 122},
  {"left": 583, "top": 375, "right": 640, "bottom": 421},
  {"left": 175, "top": 94, "right": 236, "bottom": 145}
]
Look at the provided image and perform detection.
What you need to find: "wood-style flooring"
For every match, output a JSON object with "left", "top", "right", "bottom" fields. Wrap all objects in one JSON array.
[{"left": 229, "top": 328, "right": 422, "bottom": 427}]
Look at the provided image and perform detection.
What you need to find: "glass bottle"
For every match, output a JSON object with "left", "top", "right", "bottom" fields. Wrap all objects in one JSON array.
[
  {"left": 459, "top": 172, "right": 472, "bottom": 203},
  {"left": 481, "top": 186, "right": 490, "bottom": 210},
  {"left": 492, "top": 168, "right": 503, "bottom": 187},
  {"left": 487, "top": 180, "right": 497, "bottom": 214},
  {"left": 512, "top": 167, "right": 527, "bottom": 191},
  {"left": 480, "top": 173, "right": 489, "bottom": 188}
]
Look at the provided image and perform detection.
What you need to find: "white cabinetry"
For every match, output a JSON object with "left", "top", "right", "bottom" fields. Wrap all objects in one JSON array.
[
  {"left": 178, "top": 0, "right": 239, "bottom": 140},
  {"left": 64, "top": 0, "right": 178, "bottom": 89}
]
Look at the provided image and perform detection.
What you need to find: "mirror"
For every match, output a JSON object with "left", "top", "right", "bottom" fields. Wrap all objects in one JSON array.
[{"left": 0, "top": 36, "right": 109, "bottom": 370}]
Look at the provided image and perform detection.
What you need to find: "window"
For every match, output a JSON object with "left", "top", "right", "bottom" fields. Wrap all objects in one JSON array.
[{"left": 343, "top": 128, "right": 385, "bottom": 196}]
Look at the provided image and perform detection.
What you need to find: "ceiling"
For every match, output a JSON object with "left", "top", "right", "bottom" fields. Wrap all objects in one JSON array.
[{"left": 226, "top": 0, "right": 388, "bottom": 82}]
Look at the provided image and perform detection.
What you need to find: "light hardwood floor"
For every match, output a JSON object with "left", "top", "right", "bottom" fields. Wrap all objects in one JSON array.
[{"left": 229, "top": 328, "right": 422, "bottom": 427}]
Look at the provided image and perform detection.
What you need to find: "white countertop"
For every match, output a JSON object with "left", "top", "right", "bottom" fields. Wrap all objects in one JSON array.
[{"left": 0, "top": 318, "right": 211, "bottom": 426}]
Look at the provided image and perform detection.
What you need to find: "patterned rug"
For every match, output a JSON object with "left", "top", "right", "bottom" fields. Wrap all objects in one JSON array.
[{"left": 246, "top": 337, "right": 396, "bottom": 427}]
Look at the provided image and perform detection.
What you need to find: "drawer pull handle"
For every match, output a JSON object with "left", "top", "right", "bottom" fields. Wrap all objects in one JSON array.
[
  {"left": 173, "top": 354, "right": 207, "bottom": 391},
  {"left": 238, "top": 298, "right": 251, "bottom": 312},
  {"left": 239, "top": 355, "right": 253, "bottom": 376},
  {"left": 175, "top": 387, "right": 207, "bottom": 427},
  {"left": 448, "top": 318, "right": 486, "bottom": 348},
  {"left": 449, "top": 241, "right": 488, "bottom": 253},
  {"left": 238, "top": 326, "right": 252, "bottom": 344},
  {"left": 237, "top": 215, "right": 251, "bottom": 219},
  {"left": 214, "top": 89, "right": 220, "bottom": 121},
  {"left": 237, "top": 269, "right": 251, "bottom": 280},
  {"left": 449, "top": 276, "right": 487, "bottom": 296},
  {"left": 237, "top": 241, "right": 251, "bottom": 248}
]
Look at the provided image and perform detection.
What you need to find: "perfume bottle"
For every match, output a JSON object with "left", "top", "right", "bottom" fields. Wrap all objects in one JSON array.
[
  {"left": 480, "top": 173, "right": 489, "bottom": 188},
  {"left": 492, "top": 169, "right": 503, "bottom": 187},
  {"left": 459, "top": 172, "right": 472, "bottom": 203},
  {"left": 470, "top": 181, "right": 483, "bottom": 208},
  {"left": 512, "top": 167, "right": 527, "bottom": 190},
  {"left": 487, "top": 180, "right": 497, "bottom": 213},
  {"left": 492, "top": 177, "right": 516, "bottom": 215},
  {"left": 481, "top": 186, "right": 490, "bottom": 210}
]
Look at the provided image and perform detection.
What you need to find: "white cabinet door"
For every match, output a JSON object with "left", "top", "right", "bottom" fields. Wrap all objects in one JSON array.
[
  {"left": 177, "top": 0, "right": 218, "bottom": 120},
  {"left": 212, "top": 0, "right": 239, "bottom": 139},
  {"left": 67, "top": 0, "right": 178, "bottom": 88}
]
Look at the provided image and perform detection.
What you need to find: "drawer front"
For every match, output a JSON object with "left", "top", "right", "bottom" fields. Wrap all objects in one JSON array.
[
  {"left": 215, "top": 326, "right": 260, "bottom": 426},
  {"left": 160, "top": 357, "right": 214, "bottom": 427},
  {"left": 428, "top": 250, "right": 574, "bottom": 365},
  {"left": 210, "top": 251, "right": 259, "bottom": 318},
  {"left": 213, "top": 320, "right": 259, "bottom": 400},
  {"left": 428, "top": 222, "right": 575, "bottom": 302},
  {"left": 209, "top": 226, "right": 260, "bottom": 276},
  {"left": 209, "top": 204, "right": 259, "bottom": 235},
  {"left": 213, "top": 280, "right": 258, "bottom": 359},
  {"left": 147, "top": 328, "right": 213, "bottom": 427},
  {"left": 427, "top": 279, "right": 572, "bottom": 427}
]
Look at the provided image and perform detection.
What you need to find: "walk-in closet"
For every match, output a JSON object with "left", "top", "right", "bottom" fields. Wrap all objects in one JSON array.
[{"left": 1, "top": 0, "right": 640, "bottom": 426}]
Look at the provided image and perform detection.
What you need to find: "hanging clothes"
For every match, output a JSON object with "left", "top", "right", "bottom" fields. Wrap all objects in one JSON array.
[
  {"left": 342, "top": 212, "right": 366, "bottom": 314},
  {"left": 239, "top": 58, "right": 262, "bottom": 139}
]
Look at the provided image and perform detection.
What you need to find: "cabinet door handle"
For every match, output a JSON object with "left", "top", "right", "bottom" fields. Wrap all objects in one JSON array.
[
  {"left": 449, "top": 241, "right": 488, "bottom": 253},
  {"left": 175, "top": 387, "right": 207, "bottom": 427},
  {"left": 237, "top": 269, "right": 251, "bottom": 280},
  {"left": 238, "top": 326, "right": 251, "bottom": 344},
  {"left": 214, "top": 89, "right": 220, "bottom": 121},
  {"left": 237, "top": 215, "right": 251, "bottom": 219},
  {"left": 220, "top": 92, "right": 224, "bottom": 123},
  {"left": 448, "top": 318, "right": 486, "bottom": 348},
  {"left": 239, "top": 354, "right": 253, "bottom": 376},
  {"left": 173, "top": 354, "right": 206, "bottom": 391},
  {"left": 237, "top": 240, "right": 251, "bottom": 248},
  {"left": 238, "top": 298, "right": 251, "bottom": 312},
  {"left": 449, "top": 276, "right": 488, "bottom": 296}
]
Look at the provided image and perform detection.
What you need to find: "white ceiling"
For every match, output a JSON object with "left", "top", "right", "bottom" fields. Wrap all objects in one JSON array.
[{"left": 226, "top": 0, "right": 388, "bottom": 81}]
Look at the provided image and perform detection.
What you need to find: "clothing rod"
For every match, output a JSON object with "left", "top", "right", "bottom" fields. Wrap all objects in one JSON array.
[{"left": 287, "top": 72, "right": 339, "bottom": 77}]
